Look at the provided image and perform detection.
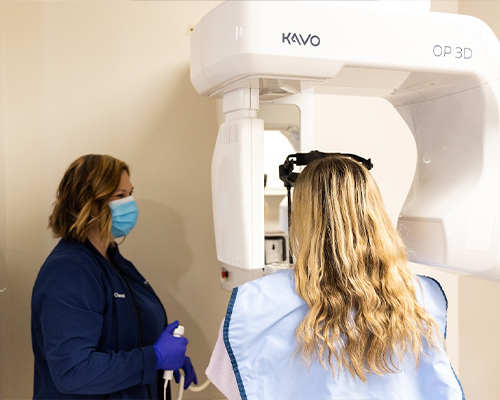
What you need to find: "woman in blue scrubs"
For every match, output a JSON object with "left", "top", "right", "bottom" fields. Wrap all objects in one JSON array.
[{"left": 31, "top": 154, "right": 196, "bottom": 399}]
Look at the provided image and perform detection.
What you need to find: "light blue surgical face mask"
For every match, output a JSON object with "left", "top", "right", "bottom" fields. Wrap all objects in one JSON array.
[{"left": 108, "top": 196, "right": 139, "bottom": 238}]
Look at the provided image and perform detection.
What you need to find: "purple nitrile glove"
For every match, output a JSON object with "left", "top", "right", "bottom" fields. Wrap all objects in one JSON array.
[
  {"left": 153, "top": 321, "right": 188, "bottom": 370},
  {"left": 174, "top": 356, "right": 198, "bottom": 390}
]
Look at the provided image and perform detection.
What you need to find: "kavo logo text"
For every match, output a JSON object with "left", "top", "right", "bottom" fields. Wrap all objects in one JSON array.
[{"left": 282, "top": 33, "right": 320, "bottom": 47}]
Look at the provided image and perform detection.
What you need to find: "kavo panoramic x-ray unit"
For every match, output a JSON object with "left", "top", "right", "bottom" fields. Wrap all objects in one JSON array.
[{"left": 190, "top": 1, "right": 500, "bottom": 289}]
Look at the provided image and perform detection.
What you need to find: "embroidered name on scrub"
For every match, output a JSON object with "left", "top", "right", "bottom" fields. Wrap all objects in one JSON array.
[{"left": 114, "top": 292, "right": 126, "bottom": 298}]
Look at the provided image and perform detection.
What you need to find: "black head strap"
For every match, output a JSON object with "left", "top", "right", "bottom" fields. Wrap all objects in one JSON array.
[{"left": 279, "top": 150, "right": 373, "bottom": 188}]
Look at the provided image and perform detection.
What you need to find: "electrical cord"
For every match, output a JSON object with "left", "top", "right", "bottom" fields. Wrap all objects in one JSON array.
[
  {"left": 188, "top": 378, "right": 212, "bottom": 392},
  {"left": 176, "top": 374, "right": 212, "bottom": 400},
  {"left": 162, "top": 325, "right": 212, "bottom": 400},
  {"left": 165, "top": 371, "right": 212, "bottom": 400}
]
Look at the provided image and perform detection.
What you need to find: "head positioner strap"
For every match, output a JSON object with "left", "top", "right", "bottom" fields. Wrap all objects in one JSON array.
[{"left": 278, "top": 150, "right": 373, "bottom": 188}]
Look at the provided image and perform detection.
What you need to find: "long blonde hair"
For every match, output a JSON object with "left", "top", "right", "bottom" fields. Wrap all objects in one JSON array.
[
  {"left": 290, "top": 155, "right": 439, "bottom": 381},
  {"left": 49, "top": 154, "right": 129, "bottom": 243}
]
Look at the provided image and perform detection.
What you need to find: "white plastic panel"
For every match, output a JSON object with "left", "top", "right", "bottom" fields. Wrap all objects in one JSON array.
[
  {"left": 190, "top": 1, "right": 499, "bottom": 100},
  {"left": 211, "top": 117, "right": 264, "bottom": 270},
  {"left": 396, "top": 79, "right": 500, "bottom": 279},
  {"left": 368, "top": 1, "right": 430, "bottom": 11}
]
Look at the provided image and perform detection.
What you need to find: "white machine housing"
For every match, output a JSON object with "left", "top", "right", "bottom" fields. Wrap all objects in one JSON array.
[{"left": 190, "top": 0, "right": 500, "bottom": 286}]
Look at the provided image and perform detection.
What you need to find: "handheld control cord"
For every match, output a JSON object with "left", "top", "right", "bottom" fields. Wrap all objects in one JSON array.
[{"left": 178, "top": 375, "right": 211, "bottom": 398}]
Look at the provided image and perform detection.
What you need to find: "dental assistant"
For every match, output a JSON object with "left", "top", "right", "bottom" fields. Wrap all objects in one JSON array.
[{"left": 31, "top": 154, "right": 197, "bottom": 400}]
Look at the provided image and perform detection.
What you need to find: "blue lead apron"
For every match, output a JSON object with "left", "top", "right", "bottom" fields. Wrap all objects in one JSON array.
[{"left": 224, "top": 269, "right": 464, "bottom": 400}]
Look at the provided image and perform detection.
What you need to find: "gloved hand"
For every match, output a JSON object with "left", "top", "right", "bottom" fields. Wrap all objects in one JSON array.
[
  {"left": 174, "top": 356, "right": 198, "bottom": 390},
  {"left": 153, "top": 321, "right": 188, "bottom": 370}
]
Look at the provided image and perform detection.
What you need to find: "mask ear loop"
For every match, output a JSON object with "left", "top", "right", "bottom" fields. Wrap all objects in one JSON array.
[{"left": 116, "top": 236, "right": 127, "bottom": 246}]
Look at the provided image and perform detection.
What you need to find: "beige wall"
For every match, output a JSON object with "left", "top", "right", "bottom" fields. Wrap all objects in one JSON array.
[
  {"left": 0, "top": 2, "right": 11, "bottom": 399},
  {"left": 459, "top": 0, "right": 500, "bottom": 28},
  {"left": 457, "top": 3, "right": 500, "bottom": 399},
  {"left": 0, "top": 2, "right": 226, "bottom": 399},
  {"left": 431, "top": 0, "right": 458, "bottom": 13}
]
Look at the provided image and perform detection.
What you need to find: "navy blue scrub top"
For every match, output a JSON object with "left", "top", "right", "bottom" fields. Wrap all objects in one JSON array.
[
  {"left": 31, "top": 238, "right": 168, "bottom": 400},
  {"left": 108, "top": 244, "right": 167, "bottom": 348}
]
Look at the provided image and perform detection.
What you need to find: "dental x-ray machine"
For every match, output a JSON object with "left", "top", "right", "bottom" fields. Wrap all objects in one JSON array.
[{"left": 190, "top": 0, "right": 500, "bottom": 289}]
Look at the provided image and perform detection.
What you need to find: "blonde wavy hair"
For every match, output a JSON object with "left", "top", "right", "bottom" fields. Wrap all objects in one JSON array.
[
  {"left": 290, "top": 155, "right": 440, "bottom": 381},
  {"left": 49, "top": 154, "right": 129, "bottom": 243}
]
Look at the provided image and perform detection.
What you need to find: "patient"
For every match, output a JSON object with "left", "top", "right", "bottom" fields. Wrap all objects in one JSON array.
[{"left": 206, "top": 154, "right": 464, "bottom": 400}]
